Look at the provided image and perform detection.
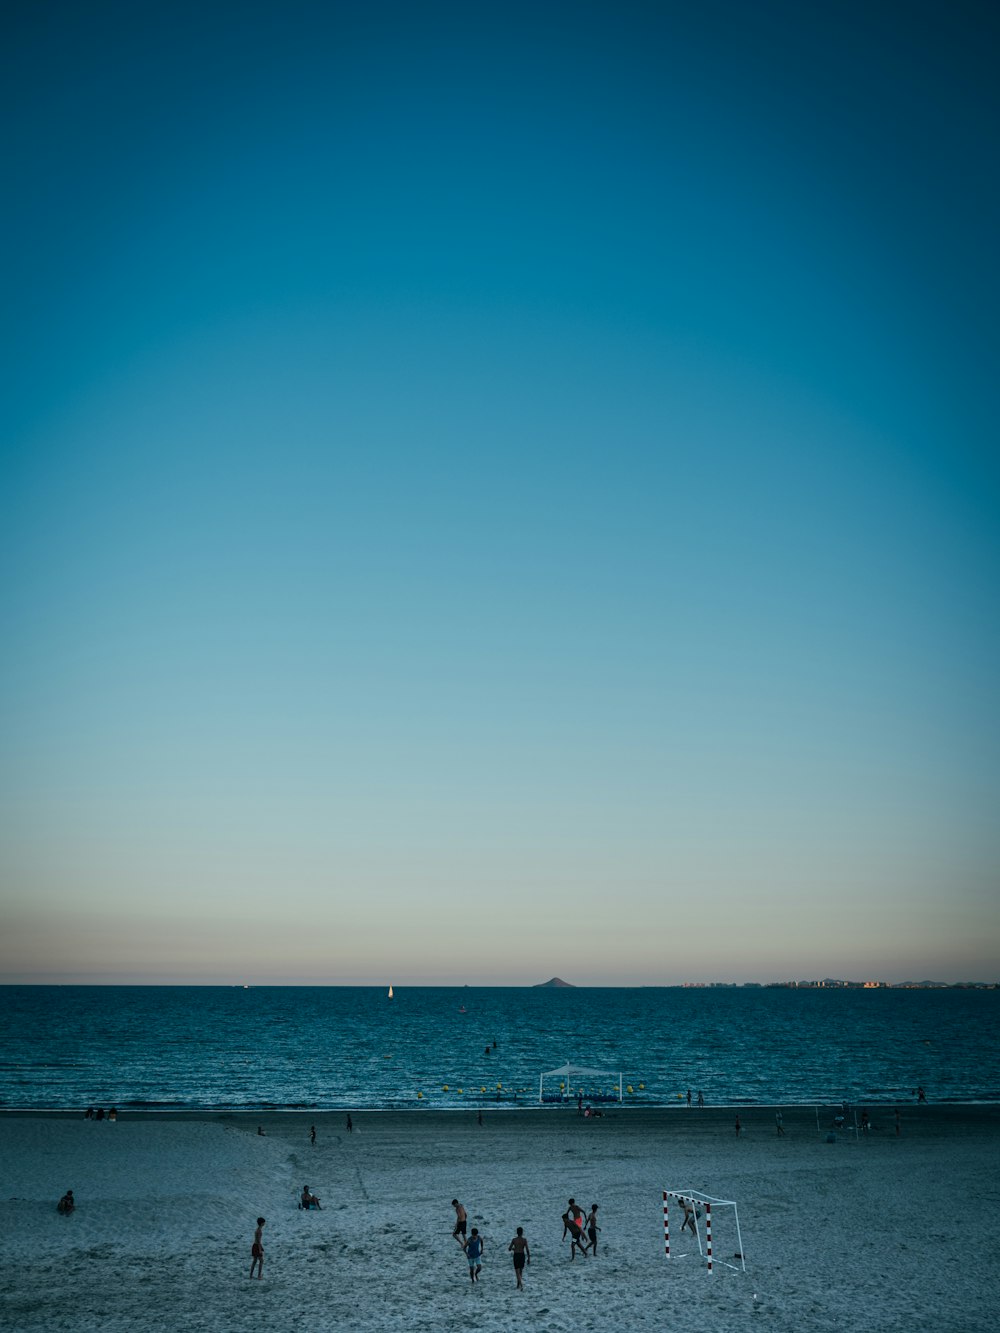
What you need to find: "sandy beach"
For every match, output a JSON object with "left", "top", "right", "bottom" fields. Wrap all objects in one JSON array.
[{"left": 2, "top": 1104, "right": 998, "bottom": 1333}]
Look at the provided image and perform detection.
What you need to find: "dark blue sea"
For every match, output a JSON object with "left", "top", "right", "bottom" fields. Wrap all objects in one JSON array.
[{"left": 1, "top": 986, "right": 997, "bottom": 1111}]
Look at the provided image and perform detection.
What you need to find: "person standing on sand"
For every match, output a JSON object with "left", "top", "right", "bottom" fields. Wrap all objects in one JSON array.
[
  {"left": 563, "top": 1199, "right": 590, "bottom": 1258},
  {"left": 586, "top": 1203, "right": 601, "bottom": 1254},
  {"left": 895, "top": 1107, "right": 901, "bottom": 1136},
  {"left": 917, "top": 1086, "right": 927, "bottom": 1103},
  {"left": 452, "top": 1199, "right": 468, "bottom": 1245},
  {"left": 735, "top": 1114, "right": 742, "bottom": 1137},
  {"left": 687, "top": 1089, "right": 692, "bottom": 1107},
  {"left": 697, "top": 1090, "right": 704, "bottom": 1108},
  {"left": 346, "top": 1114, "right": 353, "bottom": 1133},
  {"left": 250, "top": 1218, "right": 265, "bottom": 1279},
  {"left": 310, "top": 1125, "right": 316, "bottom": 1146},
  {"left": 508, "top": 1227, "right": 530, "bottom": 1287},
  {"left": 775, "top": 1110, "right": 784, "bottom": 1136},
  {"left": 464, "top": 1228, "right": 484, "bottom": 1281}
]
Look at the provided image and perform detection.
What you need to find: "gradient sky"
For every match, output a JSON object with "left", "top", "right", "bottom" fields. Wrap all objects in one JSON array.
[{"left": 2, "top": 0, "right": 998, "bottom": 984}]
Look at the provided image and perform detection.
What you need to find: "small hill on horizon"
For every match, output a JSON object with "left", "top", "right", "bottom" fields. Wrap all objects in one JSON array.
[{"left": 534, "top": 976, "right": 575, "bottom": 988}]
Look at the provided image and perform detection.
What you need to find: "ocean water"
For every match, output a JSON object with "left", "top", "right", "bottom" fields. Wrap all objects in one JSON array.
[{"left": 1, "top": 985, "right": 997, "bottom": 1111}]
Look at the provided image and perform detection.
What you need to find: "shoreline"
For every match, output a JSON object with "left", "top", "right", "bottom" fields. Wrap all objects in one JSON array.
[{"left": 4, "top": 1101, "right": 999, "bottom": 1131}]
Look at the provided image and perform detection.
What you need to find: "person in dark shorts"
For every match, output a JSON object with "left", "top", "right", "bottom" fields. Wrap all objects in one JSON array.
[
  {"left": 562, "top": 1200, "right": 589, "bottom": 1258},
  {"left": 250, "top": 1217, "right": 265, "bottom": 1278},
  {"left": 508, "top": 1227, "right": 530, "bottom": 1288},
  {"left": 452, "top": 1199, "right": 467, "bottom": 1245},
  {"left": 586, "top": 1203, "right": 600, "bottom": 1254}
]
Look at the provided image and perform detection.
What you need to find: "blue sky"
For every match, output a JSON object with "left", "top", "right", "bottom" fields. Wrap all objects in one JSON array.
[{"left": 1, "top": 0, "right": 998, "bottom": 983}]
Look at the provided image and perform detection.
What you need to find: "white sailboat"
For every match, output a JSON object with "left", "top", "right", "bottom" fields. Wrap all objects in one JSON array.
[{"left": 388, "top": 984, "right": 394, "bottom": 1000}]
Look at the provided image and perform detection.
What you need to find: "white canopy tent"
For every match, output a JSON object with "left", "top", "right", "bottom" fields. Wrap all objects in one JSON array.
[{"left": 538, "top": 1062, "right": 623, "bottom": 1104}]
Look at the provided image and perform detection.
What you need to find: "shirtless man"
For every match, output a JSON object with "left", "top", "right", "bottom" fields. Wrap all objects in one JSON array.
[
  {"left": 586, "top": 1203, "right": 601, "bottom": 1255},
  {"left": 451, "top": 1199, "right": 468, "bottom": 1245},
  {"left": 508, "top": 1227, "right": 530, "bottom": 1288},
  {"left": 301, "top": 1185, "right": 321, "bottom": 1209},
  {"left": 250, "top": 1217, "right": 265, "bottom": 1278},
  {"left": 562, "top": 1199, "right": 590, "bottom": 1258},
  {"left": 679, "top": 1196, "right": 697, "bottom": 1235}
]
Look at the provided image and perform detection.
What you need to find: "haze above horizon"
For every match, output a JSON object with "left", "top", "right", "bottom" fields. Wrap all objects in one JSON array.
[{"left": 2, "top": 1, "right": 998, "bottom": 987}]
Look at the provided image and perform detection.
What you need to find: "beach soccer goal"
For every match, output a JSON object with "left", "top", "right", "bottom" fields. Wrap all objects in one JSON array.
[{"left": 662, "top": 1190, "right": 746, "bottom": 1274}]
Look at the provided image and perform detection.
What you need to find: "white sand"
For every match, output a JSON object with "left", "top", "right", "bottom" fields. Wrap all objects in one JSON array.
[{"left": 2, "top": 1106, "right": 998, "bottom": 1332}]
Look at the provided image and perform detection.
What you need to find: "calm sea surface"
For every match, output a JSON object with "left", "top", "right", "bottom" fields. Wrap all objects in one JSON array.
[{"left": 1, "top": 986, "right": 997, "bottom": 1111}]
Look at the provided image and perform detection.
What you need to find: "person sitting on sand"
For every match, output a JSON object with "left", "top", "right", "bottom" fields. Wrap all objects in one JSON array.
[
  {"left": 300, "top": 1185, "right": 321, "bottom": 1209},
  {"left": 57, "top": 1190, "right": 74, "bottom": 1215}
]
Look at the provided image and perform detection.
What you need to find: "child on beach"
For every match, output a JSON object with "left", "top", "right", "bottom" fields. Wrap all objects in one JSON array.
[
  {"left": 586, "top": 1204, "right": 600, "bottom": 1255},
  {"left": 464, "top": 1228, "right": 484, "bottom": 1281},
  {"left": 508, "top": 1227, "right": 530, "bottom": 1288},
  {"left": 250, "top": 1218, "right": 265, "bottom": 1279}
]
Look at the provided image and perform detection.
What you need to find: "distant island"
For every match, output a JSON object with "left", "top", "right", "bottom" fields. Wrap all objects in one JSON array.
[{"left": 534, "top": 977, "right": 575, "bottom": 988}]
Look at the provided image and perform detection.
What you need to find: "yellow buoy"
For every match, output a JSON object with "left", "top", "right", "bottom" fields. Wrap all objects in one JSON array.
[
  {"left": 442, "top": 1085, "right": 449, "bottom": 1092},
  {"left": 417, "top": 1091, "right": 423, "bottom": 1099}
]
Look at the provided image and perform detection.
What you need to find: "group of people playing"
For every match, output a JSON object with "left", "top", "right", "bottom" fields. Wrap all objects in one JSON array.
[
  {"left": 450, "top": 1195, "right": 600, "bottom": 1287},
  {"left": 249, "top": 1194, "right": 602, "bottom": 1284}
]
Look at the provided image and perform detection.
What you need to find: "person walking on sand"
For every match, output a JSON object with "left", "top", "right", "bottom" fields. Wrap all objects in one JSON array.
[
  {"left": 735, "top": 1114, "right": 742, "bottom": 1137},
  {"left": 586, "top": 1203, "right": 601, "bottom": 1255},
  {"left": 508, "top": 1227, "right": 530, "bottom": 1287},
  {"left": 464, "top": 1227, "right": 484, "bottom": 1281},
  {"left": 563, "top": 1199, "right": 590, "bottom": 1258},
  {"left": 452, "top": 1199, "right": 468, "bottom": 1245},
  {"left": 775, "top": 1110, "right": 785, "bottom": 1136},
  {"left": 687, "top": 1088, "right": 692, "bottom": 1107},
  {"left": 250, "top": 1218, "right": 265, "bottom": 1279}
]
